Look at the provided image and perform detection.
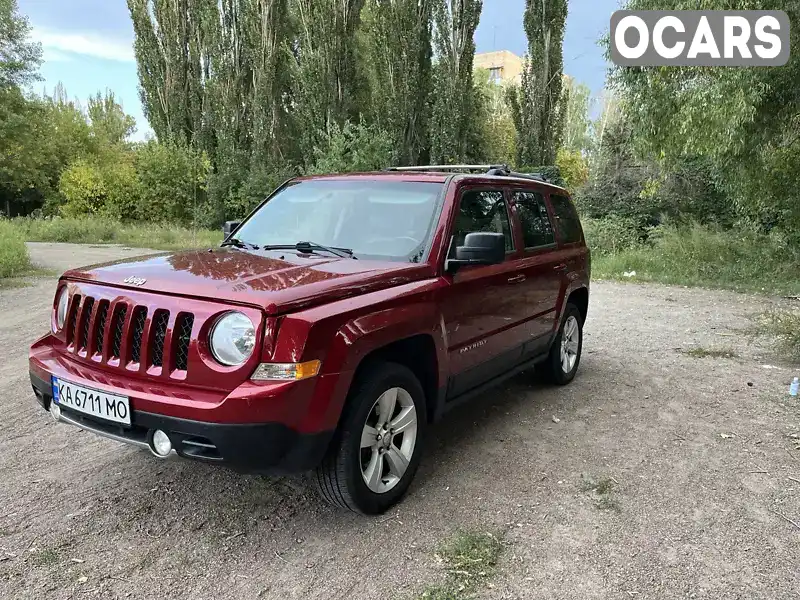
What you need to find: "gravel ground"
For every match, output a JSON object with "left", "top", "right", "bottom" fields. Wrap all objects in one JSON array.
[{"left": 1, "top": 242, "right": 799, "bottom": 600}]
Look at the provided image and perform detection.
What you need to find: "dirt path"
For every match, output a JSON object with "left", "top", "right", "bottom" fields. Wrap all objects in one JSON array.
[{"left": 1, "top": 243, "right": 799, "bottom": 599}]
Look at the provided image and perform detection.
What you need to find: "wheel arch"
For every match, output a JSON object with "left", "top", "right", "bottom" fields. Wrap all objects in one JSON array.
[
  {"left": 351, "top": 334, "right": 441, "bottom": 424},
  {"left": 567, "top": 286, "right": 589, "bottom": 324}
]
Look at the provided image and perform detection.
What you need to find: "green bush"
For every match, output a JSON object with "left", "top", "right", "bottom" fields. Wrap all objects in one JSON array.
[
  {"left": 14, "top": 216, "right": 222, "bottom": 251},
  {"left": 516, "top": 165, "right": 565, "bottom": 187},
  {"left": 758, "top": 310, "right": 800, "bottom": 360},
  {"left": 582, "top": 216, "right": 644, "bottom": 255},
  {"left": 308, "top": 120, "right": 394, "bottom": 175},
  {"left": 592, "top": 222, "right": 800, "bottom": 295},
  {"left": 134, "top": 140, "right": 211, "bottom": 223},
  {"left": 220, "top": 163, "right": 297, "bottom": 223},
  {"left": 100, "top": 154, "right": 141, "bottom": 220},
  {"left": 0, "top": 219, "right": 33, "bottom": 278},
  {"left": 55, "top": 142, "right": 207, "bottom": 225},
  {"left": 58, "top": 159, "right": 108, "bottom": 217},
  {"left": 576, "top": 113, "right": 733, "bottom": 228},
  {"left": 556, "top": 149, "right": 589, "bottom": 190}
]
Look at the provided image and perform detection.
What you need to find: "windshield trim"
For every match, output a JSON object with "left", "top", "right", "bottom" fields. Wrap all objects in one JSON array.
[{"left": 228, "top": 177, "right": 450, "bottom": 264}]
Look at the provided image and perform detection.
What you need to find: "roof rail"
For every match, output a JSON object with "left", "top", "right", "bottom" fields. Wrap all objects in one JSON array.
[
  {"left": 385, "top": 164, "right": 509, "bottom": 173},
  {"left": 384, "top": 164, "right": 551, "bottom": 183},
  {"left": 498, "top": 170, "right": 548, "bottom": 182}
]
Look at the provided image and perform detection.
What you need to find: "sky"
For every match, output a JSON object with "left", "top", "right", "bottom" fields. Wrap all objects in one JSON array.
[{"left": 19, "top": 0, "right": 621, "bottom": 141}]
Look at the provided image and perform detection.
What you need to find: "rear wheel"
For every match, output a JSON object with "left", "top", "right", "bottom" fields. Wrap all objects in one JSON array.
[
  {"left": 537, "top": 303, "right": 583, "bottom": 385},
  {"left": 315, "top": 362, "right": 426, "bottom": 514}
]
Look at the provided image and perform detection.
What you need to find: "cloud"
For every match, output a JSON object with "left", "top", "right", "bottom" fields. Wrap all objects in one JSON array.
[
  {"left": 32, "top": 27, "right": 135, "bottom": 63},
  {"left": 40, "top": 47, "right": 75, "bottom": 63}
]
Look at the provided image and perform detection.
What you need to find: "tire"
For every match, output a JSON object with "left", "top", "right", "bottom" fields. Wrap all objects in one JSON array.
[
  {"left": 314, "top": 362, "right": 427, "bottom": 514},
  {"left": 537, "top": 303, "right": 584, "bottom": 385}
]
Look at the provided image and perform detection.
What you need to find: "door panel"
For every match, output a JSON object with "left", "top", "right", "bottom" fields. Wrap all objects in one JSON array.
[
  {"left": 441, "top": 188, "right": 528, "bottom": 399},
  {"left": 510, "top": 190, "right": 564, "bottom": 355},
  {"left": 515, "top": 254, "right": 564, "bottom": 355},
  {"left": 442, "top": 261, "right": 529, "bottom": 398}
]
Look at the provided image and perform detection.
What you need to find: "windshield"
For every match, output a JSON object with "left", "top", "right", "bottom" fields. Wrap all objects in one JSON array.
[{"left": 233, "top": 180, "right": 444, "bottom": 262}]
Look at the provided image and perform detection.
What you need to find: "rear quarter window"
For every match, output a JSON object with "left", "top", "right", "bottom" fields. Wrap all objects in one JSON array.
[{"left": 550, "top": 194, "right": 583, "bottom": 244}]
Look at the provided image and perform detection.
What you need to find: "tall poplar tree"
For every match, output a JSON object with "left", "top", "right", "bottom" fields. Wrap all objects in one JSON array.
[
  {"left": 0, "top": 0, "right": 43, "bottom": 216},
  {"left": 128, "top": 0, "right": 293, "bottom": 218},
  {"left": 289, "top": 0, "right": 365, "bottom": 161},
  {"left": 360, "top": 0, "right": 433, "bottom": 166},
  {"left": 429, "top": 0, "right": 483, "bottom": 164},
  {"left": 509, "top": 0, "right": 567, "bottom": 167},
  {"left": 127, "top": 0, "right": 207, "bottom": 148}
]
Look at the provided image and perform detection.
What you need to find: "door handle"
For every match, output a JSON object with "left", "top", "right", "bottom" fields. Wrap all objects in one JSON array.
[
  {"left": 507, "top": 274, "right": 527, "bottom": 284},
  {"left": 554, "top": 264, "right": 567, "bottom": 272}
]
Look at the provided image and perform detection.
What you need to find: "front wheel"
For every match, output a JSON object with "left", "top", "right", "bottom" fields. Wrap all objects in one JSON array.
[
  {"left": 315, "top": 362, "right": 426, "bottom": 514},
  {"left": 537, "top": 303, "right": 584, "bottom": 385}
]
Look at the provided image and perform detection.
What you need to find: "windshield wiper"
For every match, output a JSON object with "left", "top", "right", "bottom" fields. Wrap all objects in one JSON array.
[
  {"left": 223, "top": 239, "right": 356, "bottom": 258},
  {"left": 221, "top": 238, "right": 260, "bottom": 250},
  {"left": 294, "top": 241, "right": 356, "bottom": 259}
]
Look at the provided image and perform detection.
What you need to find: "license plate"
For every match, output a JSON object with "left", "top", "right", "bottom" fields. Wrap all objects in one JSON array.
[{"left": 52, "top": 377, "right": 131, "bottom": 426}]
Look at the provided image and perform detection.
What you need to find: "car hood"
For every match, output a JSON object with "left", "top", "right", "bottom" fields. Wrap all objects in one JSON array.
[{"left": 63, "top": 248, "right": 433, "bottom": 314}]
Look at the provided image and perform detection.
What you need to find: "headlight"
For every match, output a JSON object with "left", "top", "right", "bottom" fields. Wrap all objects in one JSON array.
[
  {"left": 209, "top": 312, "right": 256, "bottom": 366},
  {"left": 54, "top": 288, "right": 69, "bottom": 332}
]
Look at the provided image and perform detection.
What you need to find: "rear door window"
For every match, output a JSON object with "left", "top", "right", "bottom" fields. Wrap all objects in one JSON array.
[
  {"left": 513, "top": 191, "right": 555, "bottom": 249},
  {"left": 450, "top": 190, "right": 514, "bottom": 256},
  {"left": 550, "top": 194, "right": 583, "bottom": 244}
]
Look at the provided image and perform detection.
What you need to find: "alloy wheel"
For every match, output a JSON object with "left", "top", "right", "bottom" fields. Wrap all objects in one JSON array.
[
  {"left": 360, "top": 387, "right": 418, "bottom": 494},
  {"left": 560, "top": 315, "right": 580, "bottom": 374}
]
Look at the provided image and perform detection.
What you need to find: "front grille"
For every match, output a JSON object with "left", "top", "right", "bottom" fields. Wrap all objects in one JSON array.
[
  {"left": 64, "top": 291, "right": 196, "bottom": 376},
  {"left": 130, "top": 307, "right": 147, "bottom": 364}
]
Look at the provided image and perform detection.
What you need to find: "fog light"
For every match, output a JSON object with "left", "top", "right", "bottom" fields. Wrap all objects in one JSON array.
[
  {"left": 150, "top": 430, "right": 173, "bottom": 458},
  {"left": 50, "top": 402, "right": 61, "bottom": 422}
]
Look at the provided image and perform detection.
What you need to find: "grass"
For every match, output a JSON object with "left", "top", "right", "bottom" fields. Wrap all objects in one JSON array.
[
  {"left": 756, "top": 309, "right": 800, "bottom": 360},
  {"left": 32, "top": 547, "right": 61, "bottom": 567},
  {"left": 12, "top": 216, "right": 223, "bottom": 251},
  {"left": 590, "top": 223, "right": 800, "bottom": 296},
  {"left": 0, "top": 218, "right": 34, "bottom": 279},
  {"left": 682, "top": 347, "right": 739, "bottom": 359},
  {"left": 417, "top": 531, "right": 504, "bottom": 600},
  {"left": 580, "top": 475, "right": 621, "bottom": 512}
]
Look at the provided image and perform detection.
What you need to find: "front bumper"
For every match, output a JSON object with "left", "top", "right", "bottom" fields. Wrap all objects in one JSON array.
[{"left": 30, "top": 370, "right": 333, "bottom": 475}]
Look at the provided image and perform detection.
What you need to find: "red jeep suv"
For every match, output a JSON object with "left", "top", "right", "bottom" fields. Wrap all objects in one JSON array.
[{"left": 29, "top": 165, "right": 590, "bottom": 514}]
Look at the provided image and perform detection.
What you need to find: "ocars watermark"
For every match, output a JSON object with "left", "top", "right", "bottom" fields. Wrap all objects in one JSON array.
[{"left": 610, "top": 10, "right": 790, "bottom": 67}]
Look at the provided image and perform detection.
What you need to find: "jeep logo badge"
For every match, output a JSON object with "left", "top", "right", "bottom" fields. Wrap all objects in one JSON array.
[{"left": 123, "top": 276, "right": 147, "bottom": 286}]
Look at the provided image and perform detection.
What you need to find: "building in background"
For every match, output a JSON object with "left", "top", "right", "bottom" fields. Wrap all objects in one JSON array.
[{"left": 474, "top": 50, "right": 524, "bottom": 85}]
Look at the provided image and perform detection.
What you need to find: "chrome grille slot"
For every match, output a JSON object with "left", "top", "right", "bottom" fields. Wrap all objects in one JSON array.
[
  {"left": 111, "top": 304, "right": 127, "bottom": 359},
  {"left": 150, "top": 310, "right": 169, "bottom": 368},
  {"left": 66, "top": 294, "right": 82, "bottom": 345},
  {"left": 94, "top": 301, "right": 110, "bottom": 355},
  {"left": 174, "top": 313, "right": 194, "bottom": 371},
  {"left": 78, "top": 298, "right": 95, "bottom": 351},
  {"left": 129, "top": 307, "right": 147, "bottom": 364}
]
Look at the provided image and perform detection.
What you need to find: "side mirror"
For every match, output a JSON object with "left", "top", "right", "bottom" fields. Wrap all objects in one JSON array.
[
  {"left": 222, "top": 221, "right": 241, "bottom": 237},
  {"left": 446, "top": 232, "right": 506, "bottom": 273}
]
